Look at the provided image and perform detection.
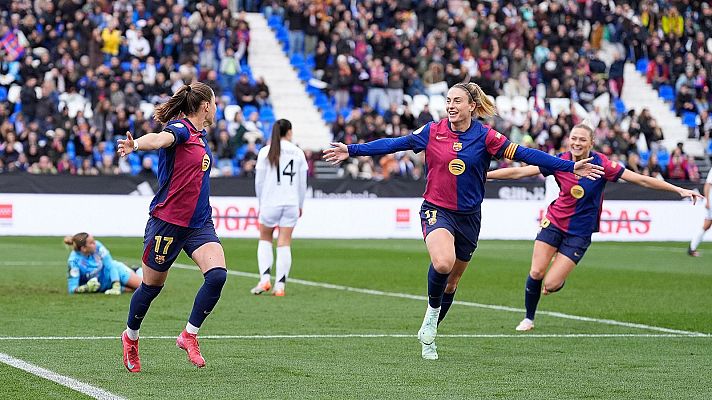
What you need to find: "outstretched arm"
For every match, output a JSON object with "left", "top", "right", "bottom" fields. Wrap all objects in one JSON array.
[
  {"left": 507, "top": 145, "right": 603, "bottom": 180},
  {"left": 323, "top": 136, "right": 416, "bottom": 164},
  {"left": 117, "top": 131, "right": 175, "bottom": 157},
  {"left": 487, "top": 165, "right": 541, "bottom": 180},
  {"left": 620, "top": 169, "right": 705, "bottom": 204}
]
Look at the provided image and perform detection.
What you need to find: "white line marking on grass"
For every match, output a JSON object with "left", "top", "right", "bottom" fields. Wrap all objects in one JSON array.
[
  {"left": 0, "top": 334, "right": 709, "bottom": 341},
  {"left": 0, "top": 352, "right": 126, "bottom": 400},
  {"left": 173, "top": 264, "right": 708, "bottom": 337},
  {"left": 0, "top": 261, "right": 66, "bottom": 266}
]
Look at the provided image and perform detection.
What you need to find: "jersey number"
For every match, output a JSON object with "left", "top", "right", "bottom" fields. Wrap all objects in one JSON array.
[
  {"left": 154, "top": 236, "right": 174, "bottom": 255},
  {"left": 276, "top": 159, "right": 296, "bottom": 185}
]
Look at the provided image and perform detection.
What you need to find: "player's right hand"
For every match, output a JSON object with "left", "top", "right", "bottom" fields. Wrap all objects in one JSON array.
[
  {"left": 322, "top": 143, "right": 349, "bottom": 165},
  {"left": 76, "top": 277, "right": 100, "bottom": 293},
  {"left": 573, "top": 157, "right": 604, "bottom": 180},
  {"left": 117, "top": 131, "right": 135, "bottom": 157}
]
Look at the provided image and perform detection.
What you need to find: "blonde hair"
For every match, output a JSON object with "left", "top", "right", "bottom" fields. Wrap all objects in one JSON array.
[
  {"left": 572, "top": 119, "right": 595, "bottom": 140},
  {"left": 452, "top": 82, "right": 498, "bottom": 118}
]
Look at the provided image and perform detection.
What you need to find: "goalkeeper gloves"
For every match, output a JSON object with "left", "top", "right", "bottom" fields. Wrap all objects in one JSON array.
[
  {"left": 104, "top": 281, "right": 122, "bottom": 295},
  {"left": 76, "top": 277, "right": 100, "bottom": 293}
]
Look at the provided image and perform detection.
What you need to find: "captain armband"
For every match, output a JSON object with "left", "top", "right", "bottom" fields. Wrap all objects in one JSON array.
[{"left": 502, "top": 143, "right": 519, "bottom": 160}]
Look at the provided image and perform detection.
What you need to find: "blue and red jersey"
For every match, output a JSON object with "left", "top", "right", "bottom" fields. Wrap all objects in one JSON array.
[
  {"left": 348, "top": 119, "right": 575, "bottom": 213},
  {"left": 540, "top": 151, "right": 625, "bottom": 237},
  {"left": 149, "top": 119, "right": 213, "bottom": 228}
]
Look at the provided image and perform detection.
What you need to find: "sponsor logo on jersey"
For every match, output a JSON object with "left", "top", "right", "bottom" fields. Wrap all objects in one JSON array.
[
  {"left": 570, "top": 185, "right": 585, "bottom": 199},
  {"left": 69, "top": 267, "right": 79, "bottom": 278},
  {"left": 155, "top": 255, "right": 166, "bottom": 264},
  {"left": 201, "top": 154, "right": 211, "bottom": 172},
  {"left": 413, "top": 125, "right": 425, "bottom": 135},
  {"left": 453, "top": 142, "right": 462, "bottom": 151},
  {"left": 172, "top": 122, "right": 185, "bottom": 128},
  {"left": 540, "top": 217, "right": 551, "bottom": 228},
  {"left": 448, "top": 159, "right": 466, "bottom": 175},
  {"left": 436, "top": 135, "right": 447, "bottom": 140}
]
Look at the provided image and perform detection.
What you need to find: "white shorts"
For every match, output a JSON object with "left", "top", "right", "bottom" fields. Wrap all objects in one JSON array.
[{"left": 259, "top": 205, "right": 299, "bottom": 228}]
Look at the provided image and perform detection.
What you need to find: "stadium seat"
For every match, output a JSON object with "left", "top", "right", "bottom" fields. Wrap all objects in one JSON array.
[
  {"left": 66, "top": 141, "right": 76, "bottom": 158},
  {"left": 656, "top": 150, "right": 669, "bottom": 169},
  {"left": 639, "top": 150, "right": 649, "bottom": 165},
  {"left": 682, "top": 112, "right": 697, "bottom": 128},
  {"left": 243, "top": 104, "right": 258, "bottom": 118},
  {"left": 298, "top": 68, "right": 312, "bottom": 82},
  {"left": 636, "top": 58, "right": 649, "bottom": 74},
  {"left": 512, "top": 96, "right": 529, "bottom": 113},
  {"left": 7, "top": 84, "right": 21, "bottom": 103},
  {"left": 0, "top": 87, "right": 7, "bottom": 102},
  {"left": 659, "top": 85, "right": 675, "bottom": 102},
  {"left": 290, "top": 54, "right": 305, "bottom": 67},
  {"left": 104, "top": 141, "right": 115, "bottom": 154},
  {"left": 614, "top": 98, "right": 626, "bottom": 115},
  {"left": 139, "top": 102, "right": 154, "bottom": 118},
  {"left": 259, "top": 107, "right": 275, "bottom": 123}
]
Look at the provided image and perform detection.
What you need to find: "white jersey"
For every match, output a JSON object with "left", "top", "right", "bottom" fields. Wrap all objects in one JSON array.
[{"left": 255, "top": 140, "right": 308, "bottom": 208}]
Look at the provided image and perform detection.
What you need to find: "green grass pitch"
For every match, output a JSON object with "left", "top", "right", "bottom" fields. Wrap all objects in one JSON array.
[{"left": 0, "top": 237, "right": 710, "bottom": 399}]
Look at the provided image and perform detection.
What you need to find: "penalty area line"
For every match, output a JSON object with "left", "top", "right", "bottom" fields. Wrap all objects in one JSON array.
[
  {"left": 172, "top": 264, "right": 707, "bottom": 337},
  {"left": 0, "top": 333, "right": 710, "bottom": 341},
  {"left": 0, "top": 352, "right": 126, "bottom": 400}
]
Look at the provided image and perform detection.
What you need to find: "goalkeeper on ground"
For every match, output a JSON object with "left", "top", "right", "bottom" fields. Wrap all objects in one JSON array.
[{"left": 64, "top": 233, "right": 142, "bottom": 295}]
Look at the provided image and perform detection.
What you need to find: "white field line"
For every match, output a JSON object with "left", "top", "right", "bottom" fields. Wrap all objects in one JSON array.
[
  {"left": 0, "top": 352, "right": 126, "bottom": 400},
  {"left": 0, "top": 334, "right": 709, "bottom": 341},
  {"left": 173, "top": 264, "right": 708, "bottom": 337}
]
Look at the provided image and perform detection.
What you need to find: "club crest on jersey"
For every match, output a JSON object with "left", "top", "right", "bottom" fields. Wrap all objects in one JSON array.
[
  {"left": 448, "top": 159, "right": 465, "bottom": 175},
  {"left": 201, "top": 154, "right": 211, "bottom": 172},
  {"left": 453, "top": 142, "right": 462, "bottom": 151},
  {"left": 570, "top": 185, "right": 585, "bottom": 199},
  {"left": 155, "top": 255, "right": 165, "bottom": 264}
]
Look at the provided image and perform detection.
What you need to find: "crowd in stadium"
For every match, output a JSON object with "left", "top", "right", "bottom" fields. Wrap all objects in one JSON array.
[{"left": 0, "top": 0, "right": 710, "bottom": 183}]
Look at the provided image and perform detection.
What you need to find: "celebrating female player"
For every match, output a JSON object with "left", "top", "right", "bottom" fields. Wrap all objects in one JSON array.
[
  {"left": 117, "top": 82, "right": 228, "bottom": 372},
  {"left": 324, "top": 82, "right": 604, "bottom": 360},
  {"left": 487, "top": 122, "right": 704, "bottom": 331},
  {"left": 251, "top": 119, "right": 308, "bottom": 297},
  {"left": 64, "top": 233, "right": 142, "bottom": 295}
]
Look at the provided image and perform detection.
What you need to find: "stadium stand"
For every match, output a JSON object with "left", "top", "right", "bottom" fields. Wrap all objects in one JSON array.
[{"left": 0, "top": 0, "right": 709, "bottom": 181}]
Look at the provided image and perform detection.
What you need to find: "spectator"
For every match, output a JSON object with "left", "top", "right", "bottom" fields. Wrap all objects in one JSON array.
[{"left": 667, "top": 148, "right": 689, "bottom": 180}]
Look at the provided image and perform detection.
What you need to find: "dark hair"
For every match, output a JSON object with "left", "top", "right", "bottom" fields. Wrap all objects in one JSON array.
[
  {"left": 63, "top": 232, "right": 89, "bottom": 251},
  {"left": 153, "top": 82, "right": 214, "bottom": 124},
  {"left": 267, "top": 119, "right": 292, "bottom": 167}
]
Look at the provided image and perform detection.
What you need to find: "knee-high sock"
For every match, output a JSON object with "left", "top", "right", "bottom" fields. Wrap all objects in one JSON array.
[
  {"left": 438, "top": 289, "right": 457, "bottom": 325},
  {"left": 690, "top": 229, "right": 707, "bottom": 251},
  {"left": 275, "top": 246, "right": 292, "bottom": 289},
  {"left": 126, "top": 283, "right": 163, "bottom": 331},
  {"left": 257, "top": 240, "right": 273, "bottom": 283},
  {"left": 188, "top": 268, "right": 227, "bottom": 331},
  {"left": 525, "top": 275, "right": 543, "bottom": 320},
  {"left": 427, "top": 264, "right": 449, "bottom": 309}
]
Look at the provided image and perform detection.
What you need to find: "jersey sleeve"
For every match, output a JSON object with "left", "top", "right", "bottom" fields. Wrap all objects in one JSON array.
[
  {"left": 484, "top": 127, "right": 509, "bottom": 157},
  {"left": 67, "top": 257, "right": 80, "bottom": 294},
  {"left": 706, "top": 169, "right": 712, "bottom": 184},
  {"left": 538, "top": 154, "right": 564, "bottom": 177},
  {"left": 254, "top": 148, "right": 268, "bottom": 201},
  {"left": 162, "top": 121, "right": 191, "bottom": 147},
  {"left": 298, "top": 150, "right": 308, "bottom": 208},
  {"left": 599, "top": 153, "right": 625, "bottom": 182},
  {"left": 347, "top": 123, "right": 431, "bottom": 156}
]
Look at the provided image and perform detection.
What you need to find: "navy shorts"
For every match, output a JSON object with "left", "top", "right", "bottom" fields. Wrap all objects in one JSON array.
[
  {"left": 535, "top": 223, "right": 591, "bottom": 264},
  {"left": 142, "top": 216, "right": 220, "bottom": 272},
  {"left": 420, "top": 201, "right": 481, "bottom": 262}
]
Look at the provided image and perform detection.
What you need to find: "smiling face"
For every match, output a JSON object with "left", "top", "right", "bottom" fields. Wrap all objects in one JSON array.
[
  {"left": 446, "top": 87, "right": 475, "bottom": 126},
  {"left": 568, "top": 127, "right": 593, "bottom": 159}
]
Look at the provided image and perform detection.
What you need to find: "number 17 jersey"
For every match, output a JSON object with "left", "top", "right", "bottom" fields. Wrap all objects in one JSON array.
[{"left": 255, "top": 140, "right": 308, "bottom": 208}]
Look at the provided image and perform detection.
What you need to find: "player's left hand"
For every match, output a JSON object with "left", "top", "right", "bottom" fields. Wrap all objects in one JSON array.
[
  {"left": 572, "top": 157, "right": 604, "bottom": 180},
  {"left": 117, "top": 131, "right": 135, "bottom": 157},
  {"left": 322, "top": 143, "right": 349, "bottom": 165},
  {"left": 679, "top": 189, "right": 704, "bottom": 205}
]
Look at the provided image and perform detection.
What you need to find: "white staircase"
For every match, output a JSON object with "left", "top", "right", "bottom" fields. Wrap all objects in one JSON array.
[
  {"left": 244, "top": 13, "right": 331, "bottom": 151},
  {"left": 622, "top": 63, "right": 704, "bottom": 156}
]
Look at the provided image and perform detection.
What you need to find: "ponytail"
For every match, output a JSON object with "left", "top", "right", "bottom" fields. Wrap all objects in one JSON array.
[
  {"left": 64, "top": 232, "right": 89, "bottom": 251},
  {"left": 453, "top": 82, "right": 498, "bottom": 118},
  {"left": 153, "top": 82, "right": 214, "bottom": 124},
  {"left": 267, "top": 119, "right": 292, "bottom": 168}
]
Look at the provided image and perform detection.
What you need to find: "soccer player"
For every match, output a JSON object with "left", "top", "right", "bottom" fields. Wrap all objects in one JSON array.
[
  {"left": 64, "top": 233, "right": 142, "bottom": 295},
  {"left": 487, "top": 122, "right": 704, "bottom": 331},
  {"left": 116, "top": 82, "right": 228, "bottom": 372},
  {"left": 251, "top": 119, "right": 308, "bottom": 297},
  {"left": 688, "top": 169, "right": 712, "bottom": 256},
  {"left": 323, "top": 82, "right": 604, "bottom": 360}
]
